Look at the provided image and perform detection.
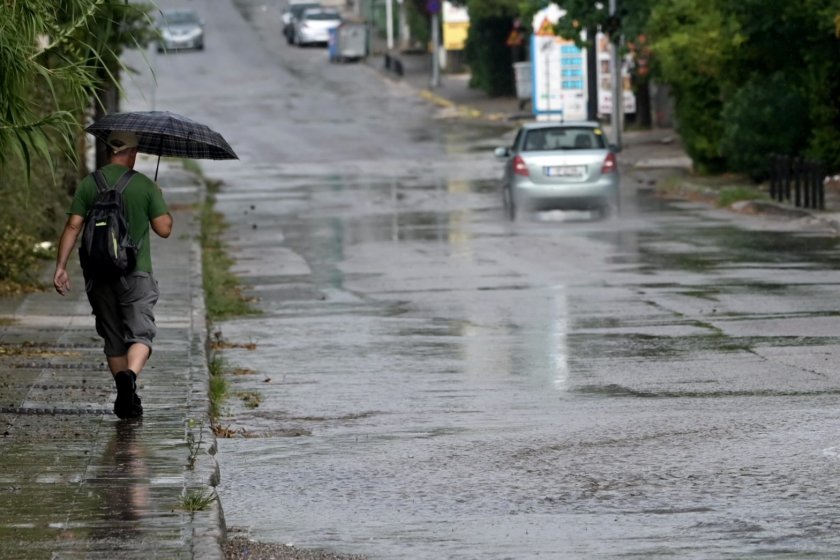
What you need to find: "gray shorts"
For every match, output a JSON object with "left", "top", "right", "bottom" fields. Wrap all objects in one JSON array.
[{"left": 86, "top": 272, "right": 160, "bottom": 357}]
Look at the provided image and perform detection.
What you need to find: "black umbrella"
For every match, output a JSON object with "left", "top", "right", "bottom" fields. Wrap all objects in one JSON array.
[{"left": 86, "top": 110, "right": 238, "bottom": 180}]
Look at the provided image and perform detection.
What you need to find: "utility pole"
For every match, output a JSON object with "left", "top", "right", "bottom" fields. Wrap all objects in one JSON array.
[
  {"left": 429, "top": 0, "right": 441, "bottom": 88},
  {"left": 586, "top": 26, "right": 598, "bottom": 121},
  {"left": 609, "top": 0, "right": 622, "bottom": 149},
  {"left": 386, "top": 0, "right": 394, "bottom": 50}
]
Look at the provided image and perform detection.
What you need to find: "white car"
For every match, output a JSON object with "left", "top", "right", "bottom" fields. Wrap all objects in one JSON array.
[
  {"left": 282, "top": 1, "right": 321, "bottom": 44},
  {"left": 293, "top": 8, "right": 341, "bottom": 46}
]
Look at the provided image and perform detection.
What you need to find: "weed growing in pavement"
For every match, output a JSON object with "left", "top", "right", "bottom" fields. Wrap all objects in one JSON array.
[
  {"left": 236, "top": 390, "right": 262, "bottom": 409},
  {"left": 208, "top": 354, "right": 229, "bottom": 421},
  {"left": 185, "top": 419, "right": 205, "bottom": 469},
  {"left": 179, "top": 488, "right": 216, "bottom": 512}
]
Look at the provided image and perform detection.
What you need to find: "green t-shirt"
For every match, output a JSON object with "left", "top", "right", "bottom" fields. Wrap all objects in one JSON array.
[{"left": 69, "top": 163, "right": 169, "bottom": 273}]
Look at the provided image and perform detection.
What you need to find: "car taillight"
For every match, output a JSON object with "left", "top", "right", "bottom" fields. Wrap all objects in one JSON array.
[
  {"left": 513, "top": 155, "right": 529, "bottom": 176},
  {"left": 601, "top": 152, "right": 617, "bottom": 174}
]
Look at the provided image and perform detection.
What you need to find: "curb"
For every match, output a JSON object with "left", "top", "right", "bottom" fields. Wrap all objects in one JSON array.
[{"left": 183, "top": 171, "right": 226, "bottom": 559}]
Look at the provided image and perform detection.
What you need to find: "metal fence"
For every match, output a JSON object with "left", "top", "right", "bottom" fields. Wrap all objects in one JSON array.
[{"left": 769, "top": 154, "right": 825, "bottom": 210}]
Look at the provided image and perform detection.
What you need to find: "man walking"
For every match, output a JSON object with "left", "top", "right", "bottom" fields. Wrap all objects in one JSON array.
[{"left": 53, "top": 131, "right": 173, "bottom": 419}]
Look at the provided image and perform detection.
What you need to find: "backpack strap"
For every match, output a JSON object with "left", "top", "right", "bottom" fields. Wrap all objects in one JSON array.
[
  {"left": 92, "top": 170, "right": 109, "bottom": 194},
  {"left": 91, "top": 169, "right": 137, "bottom": 194},
  {"left": 113, "top": 169, "right": 137, "bottom": 194}
]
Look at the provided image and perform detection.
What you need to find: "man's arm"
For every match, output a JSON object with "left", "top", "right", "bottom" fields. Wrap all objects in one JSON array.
[
  {"left": 53, "top": 214, "right": 84, "bottom": 295},
  {"left": 151, "top": 212, "right": 173, "bottom": 238}
]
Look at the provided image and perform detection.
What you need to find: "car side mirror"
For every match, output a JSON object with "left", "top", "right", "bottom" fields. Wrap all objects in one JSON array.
[{"left": 494, "top": 147, "right": 511, "bottom": 159}]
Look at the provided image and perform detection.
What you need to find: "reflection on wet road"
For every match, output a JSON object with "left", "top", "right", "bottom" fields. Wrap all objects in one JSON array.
[{"left": 213, "top": 167, "right": 840, "bottom": 559}]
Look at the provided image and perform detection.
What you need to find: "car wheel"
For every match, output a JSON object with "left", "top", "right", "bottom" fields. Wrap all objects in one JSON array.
[{"left": 502, "top": 186, "right": 516, "bottom": 221}]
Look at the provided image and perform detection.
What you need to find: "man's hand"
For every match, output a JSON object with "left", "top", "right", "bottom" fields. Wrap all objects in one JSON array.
[
  {"left": 54, "top": 215, "right": 84, "bottom": 296},
  {"left": 54, "top": 267, "right": 71, "bottom": 296}
]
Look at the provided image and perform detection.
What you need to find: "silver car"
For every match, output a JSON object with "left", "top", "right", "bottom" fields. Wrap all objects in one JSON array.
[
  {"left": 157, "top": 9, "right": 204, "bottom": 52},
  {"left": 494, "top": 121, "right": 620, "bottom": 220},
  {"left": 293, "top": 8, "right": 341, "bottom": 46}
]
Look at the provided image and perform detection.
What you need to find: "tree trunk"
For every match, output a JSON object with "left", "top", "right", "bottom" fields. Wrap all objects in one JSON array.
[
  {"left": 94, "top": 67, "right": 120, "bottom": 169},
  {"left": 634, "top": 77, "right": 652, "bottom": 129}
]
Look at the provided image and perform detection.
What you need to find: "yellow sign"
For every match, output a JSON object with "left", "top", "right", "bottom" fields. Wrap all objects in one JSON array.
[
  {"left": 506, "top": 29, "right": 524, "bottom": 47},
  {"left": 535, "top": 17, "right": 555, "bottom": 37},
  {"left": 443, "top": 21, "right": 469, "bottom": 50}
]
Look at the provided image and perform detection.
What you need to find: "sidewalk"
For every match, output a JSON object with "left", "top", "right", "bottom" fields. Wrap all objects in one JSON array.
[{"left": 0, "top": 160, "right": 224, "bottom": 559}]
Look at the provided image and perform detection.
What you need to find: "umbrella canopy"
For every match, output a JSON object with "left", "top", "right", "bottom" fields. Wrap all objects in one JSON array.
[{"left": 86, "top": 110, "right": 238, "bottom": 161}]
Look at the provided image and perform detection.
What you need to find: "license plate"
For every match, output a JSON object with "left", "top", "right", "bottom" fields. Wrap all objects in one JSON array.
[{"left": 545, "top": 165, "right": 586, "bottom": 177}]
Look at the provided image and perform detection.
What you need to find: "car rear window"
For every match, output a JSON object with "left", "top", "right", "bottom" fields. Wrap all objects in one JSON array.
[
  {"left": 292, "top": 3, "right": 321, "bottom": 16},
  {"left": 522, "top": 127, "right": 606, "bottom": 151},
  {"left": 305, "top": 10, "right": 340, "bottom": 20},
  {"left": 162, "top": 11, "right": 199, "bottom": 25}
]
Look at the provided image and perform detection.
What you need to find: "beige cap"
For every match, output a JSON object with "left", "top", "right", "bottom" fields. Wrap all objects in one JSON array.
[{"left": 106, "top": 131, "right": 139, "bottom": 153}]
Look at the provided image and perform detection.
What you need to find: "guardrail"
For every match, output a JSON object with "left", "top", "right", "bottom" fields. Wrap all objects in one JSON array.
[{"left": 769, "top": 154, "right": 825, "bottom": 210}]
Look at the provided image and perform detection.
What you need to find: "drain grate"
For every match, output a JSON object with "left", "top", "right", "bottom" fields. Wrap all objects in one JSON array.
[
  {"left": 0, "top": 406, "right": 108, "bottom": 415},
  {"left": 8, "top": 362, "right": 106, "bottom": 370},
  {"left": 0, "top": 383, "right": 109, "bottom": 391}
]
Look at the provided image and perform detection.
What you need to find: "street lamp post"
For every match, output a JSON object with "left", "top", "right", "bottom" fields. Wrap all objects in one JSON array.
[{"left": 609, "top": 0, "right": 622, "bottom": 149}]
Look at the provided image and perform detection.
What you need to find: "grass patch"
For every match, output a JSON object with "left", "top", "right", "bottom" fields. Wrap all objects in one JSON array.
[
  {"left": 655, "top": 173, "right": 769, "bottom": 208},
  {"left": 181, "top": 158, "right": 202, "bottom": 176},
  {"left": 717, "top": 185, "right": 768, "bottom": 207},
  {"left": 179, "top": 488, "right": 216, "bottom": 512},
  {"left": 198, "top": 176, "right": 260, "bottom": 321}
]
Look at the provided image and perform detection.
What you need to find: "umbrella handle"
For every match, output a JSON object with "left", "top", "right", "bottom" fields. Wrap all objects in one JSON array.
[{"left": 154, "top": 134, "right": 163, "bottom": 181}]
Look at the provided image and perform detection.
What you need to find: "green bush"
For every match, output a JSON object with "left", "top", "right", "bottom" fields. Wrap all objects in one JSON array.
[
  {"left": 806, "top": 56, "right": 840, "bottom": 171},
  {"left": 672, "top": 78, "right": 727, "bottom": 175},
  {"left": 0, "top": 226, "right": 41, "bottom": 283},
  {"left": 720, "top": 73, "right": 809, "bottom": 181}
]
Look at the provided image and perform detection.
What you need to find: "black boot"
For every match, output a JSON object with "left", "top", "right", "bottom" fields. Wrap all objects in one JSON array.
[{"left": 113, "top": 370, "right": 143, "bottom": 419}]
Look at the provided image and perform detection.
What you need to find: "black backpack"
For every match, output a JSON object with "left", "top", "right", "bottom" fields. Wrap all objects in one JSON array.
[{"left": 79, "top": 169, "right": 140, "bottom": 280}]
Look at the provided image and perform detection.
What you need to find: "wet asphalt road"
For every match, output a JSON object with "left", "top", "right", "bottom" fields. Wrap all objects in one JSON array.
[{"left": 125, "top": 1, "right": 840, "bottom": 558}]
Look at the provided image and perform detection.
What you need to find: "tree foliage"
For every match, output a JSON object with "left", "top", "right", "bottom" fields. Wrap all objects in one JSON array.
[
  {"left": 0, "top": 0, "right": 154, "bottom": 182},
  {"left": 463, "top": 0, "right": 520, "bottom": 95},
  {"left": 485, "top": 0, "right": 840, "bottom": 174},
  {"left": 0, "top": 1, "right": 154, "bottom": 287}
]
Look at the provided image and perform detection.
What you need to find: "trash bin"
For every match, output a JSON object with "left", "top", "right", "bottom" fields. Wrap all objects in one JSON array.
[
  {"left": 513, "top": 62, "right": 532, "bottom": 101},
  {"left": 334, "top": 22, "right": 367, "bottom": 62},
  {"left": 327, "top": 26, "right": 340, "bottom": 62}
]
